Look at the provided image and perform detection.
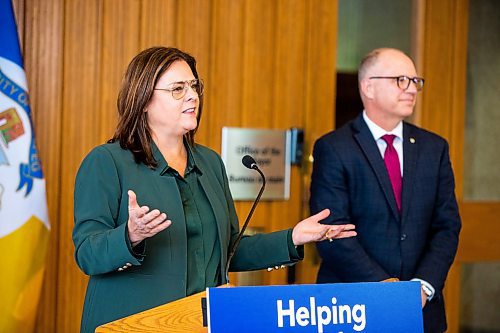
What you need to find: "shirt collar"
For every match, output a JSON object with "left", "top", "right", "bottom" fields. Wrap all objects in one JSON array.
[
  {"left": 362, "top": 110, "right": 403, "bottom": 141},
  {"left": 152, "top": 139, "right": 202, "bottom": 176},
  {"left": 184, "top": 142, "right": 202, "bottom": 175}
]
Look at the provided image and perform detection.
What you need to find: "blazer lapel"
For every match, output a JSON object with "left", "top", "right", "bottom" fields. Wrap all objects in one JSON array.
[
  {"left": 197, "top": 172, "right": 233, "bottom": 278},
  {"left": 197, "top": 173, "right": 227, "bottom": 232},
  {"left": 192, "top": 150, "right": 231, "bottom": 272},
  {"left": 352, "top": 115, "right": 401, "bottom": 221},
  {"left": 401, "top": 123, "right": 418, "bottom": 224}
]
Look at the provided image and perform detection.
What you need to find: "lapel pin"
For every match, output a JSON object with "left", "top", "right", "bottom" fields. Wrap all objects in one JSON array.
[{"left": 410, "top": 138, "right": 416, "bottom": 144}]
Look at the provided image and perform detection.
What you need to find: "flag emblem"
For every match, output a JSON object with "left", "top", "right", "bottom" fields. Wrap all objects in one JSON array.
[{"left": 0, "top": 0, "right": 51, "bottom": 331}]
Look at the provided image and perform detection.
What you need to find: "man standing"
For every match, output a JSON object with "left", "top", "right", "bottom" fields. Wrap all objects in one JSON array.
[{"left": 310, "top": 48, "right": 461, "bottom": 333}]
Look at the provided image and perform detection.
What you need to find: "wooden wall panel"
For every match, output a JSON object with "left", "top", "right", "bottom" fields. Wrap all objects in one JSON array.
[
  {"left": 296, "top": 0, "right": 338, "bottom": 284},
  {"left": 273, "top": 0, "right": 308, "bottom": 128},
  {"left": 241, "top": 1, "right": 275, "bottom": 128},
  {"left": 208, "top": 1, "right": 247, "bottom": 285},
  {"left": 140, "top": 0, "right": 178, "bottom": 49},
  {"left": 418, "top": 1, "right": 469, "bottom": 332},
  {"left": 303, "top": 0, "right": 338, "bottom": 142},
  {"left": 420, "top": 0, "right": 468, "bottom": 197},
  {"left": 100, "top": 0, "right": 141, "bottom": 140},
  {"left": 57, "top": 1, "right": 104, "bottom": 332},
  {"left": 16, "top": 0, "right": 65, "bottom": 332},
  {"left": 13, "top": 0, "right": 339, "bottom": 331},
  {"left": 176, "top": 0, "right": 213, "bottom": 144},
  {"left": 267, "top": 0, "right": 309, "bottom": 285},
  {"left": 458, "top": 202, "right": 500, "bottom": 262},
  {"left": 207, "top": 0, "right": 245, "bottom": 149},
  {"left": 177, "top": 0, "right": 212, "bottom": 68},
  {"left": 236, "top": 1, "right": 276, "bottom": 235}
]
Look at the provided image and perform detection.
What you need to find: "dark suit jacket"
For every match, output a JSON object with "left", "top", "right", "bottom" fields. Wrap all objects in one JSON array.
[
  {"left": 73, "top": 142, "right": 301, "bottom": 333},
  {"left": 310, "top": 114, "right": 461, "bottom": 333}
]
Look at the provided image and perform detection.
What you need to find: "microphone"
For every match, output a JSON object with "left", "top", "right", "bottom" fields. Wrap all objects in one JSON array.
[
  {"left": 224, "top": 155, "right": 266, "bottom": 284},
  {"left": 242, "top": 154, "right": 257, "bottom": 169}
]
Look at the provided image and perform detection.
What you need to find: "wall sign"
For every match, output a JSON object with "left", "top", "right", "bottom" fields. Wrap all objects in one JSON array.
[{"left": 221, "top": 127, "right": 291, "bottom": 200}]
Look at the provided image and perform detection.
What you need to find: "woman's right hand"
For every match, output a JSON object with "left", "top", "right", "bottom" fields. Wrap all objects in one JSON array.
[
  {"left": 127, "top": 190, "right": 172, "bottom": 246},
  {"left": 291, "top": 209, "right": 356, "bottom": 246}
]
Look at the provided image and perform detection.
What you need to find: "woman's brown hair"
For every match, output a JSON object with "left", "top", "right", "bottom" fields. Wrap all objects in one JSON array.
[{"left": 110, "top": 47, "right": 203, "bottom": 168}]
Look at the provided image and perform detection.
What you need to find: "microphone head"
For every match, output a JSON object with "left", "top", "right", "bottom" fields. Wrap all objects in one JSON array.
[{"left": 242, "top": 155, "right": 257, "bottom": 169}]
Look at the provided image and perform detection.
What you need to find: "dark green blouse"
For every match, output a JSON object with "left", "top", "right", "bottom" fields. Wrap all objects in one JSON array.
[{"left": 166, "top": 145, "right": 221, "bottom": 294}]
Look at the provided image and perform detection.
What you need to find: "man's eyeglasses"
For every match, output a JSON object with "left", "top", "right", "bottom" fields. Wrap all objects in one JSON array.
[
  {"left": 369, "top": 76, "right": 425, "bottom": 91},
  {"left": 154, "top": 79, "right": 204, "bottom": 100}
]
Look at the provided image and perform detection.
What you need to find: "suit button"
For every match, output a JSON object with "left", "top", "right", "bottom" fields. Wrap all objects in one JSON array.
[
  {"left": 118, "top": 267, "right": 124, "bottom": 272},
  {"left": 400, "top": 234, "right": 407, "bottom": 241}
]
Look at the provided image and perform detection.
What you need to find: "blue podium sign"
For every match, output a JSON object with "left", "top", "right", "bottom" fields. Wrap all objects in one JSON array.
[{"left": 207, "top": 282, "right": 423, "bottom": 333}]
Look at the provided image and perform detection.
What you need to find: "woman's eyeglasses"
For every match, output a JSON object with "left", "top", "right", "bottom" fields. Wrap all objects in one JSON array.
[{"left": 154, "top": 79, "right": 204, "bottom": 100}]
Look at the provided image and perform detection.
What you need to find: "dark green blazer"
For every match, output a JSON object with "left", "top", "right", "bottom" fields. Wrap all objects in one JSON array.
[{"left": 73, "top": 142, "right": 301, "bottom": 333}]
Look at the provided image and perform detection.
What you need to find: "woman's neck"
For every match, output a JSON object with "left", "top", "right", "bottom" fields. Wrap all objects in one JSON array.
[{"left": 153, "top": 134, "right": 188, "bottom": 175}]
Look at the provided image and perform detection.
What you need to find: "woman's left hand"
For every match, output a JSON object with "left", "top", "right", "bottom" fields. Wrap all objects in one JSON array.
[{"left": 292, "top": 209, "right": 356, "bottom": 246}]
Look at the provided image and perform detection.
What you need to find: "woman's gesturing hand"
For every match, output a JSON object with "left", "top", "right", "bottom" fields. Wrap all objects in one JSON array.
[
  {"left": 127, "top": 190, "right": 172, "bottom": 246},
  {"left": 292, "top": 209, "right": 356, "bottom": 246}
]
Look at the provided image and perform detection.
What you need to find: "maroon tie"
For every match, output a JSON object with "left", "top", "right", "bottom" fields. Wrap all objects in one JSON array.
[{"left": 381, "top": 134, "right": 402, "bottom": 212}]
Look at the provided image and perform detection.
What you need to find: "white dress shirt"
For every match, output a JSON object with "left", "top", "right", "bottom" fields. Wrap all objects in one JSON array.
[{"left": 363, "top": 111, "right": 403, "bottom": 175}]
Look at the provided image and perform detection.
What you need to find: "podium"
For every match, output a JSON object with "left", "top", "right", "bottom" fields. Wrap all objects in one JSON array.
[
  {"left": 95, "top": 290, "right": 207, "bottom": 333},
  {"left": 96, "top": 281, "right": 423, "bottom": 332}
]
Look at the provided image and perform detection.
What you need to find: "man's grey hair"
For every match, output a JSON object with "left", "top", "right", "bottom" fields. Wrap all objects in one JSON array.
[{"left": 358, "top": 48, "right": 408, "bottom": 83}]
